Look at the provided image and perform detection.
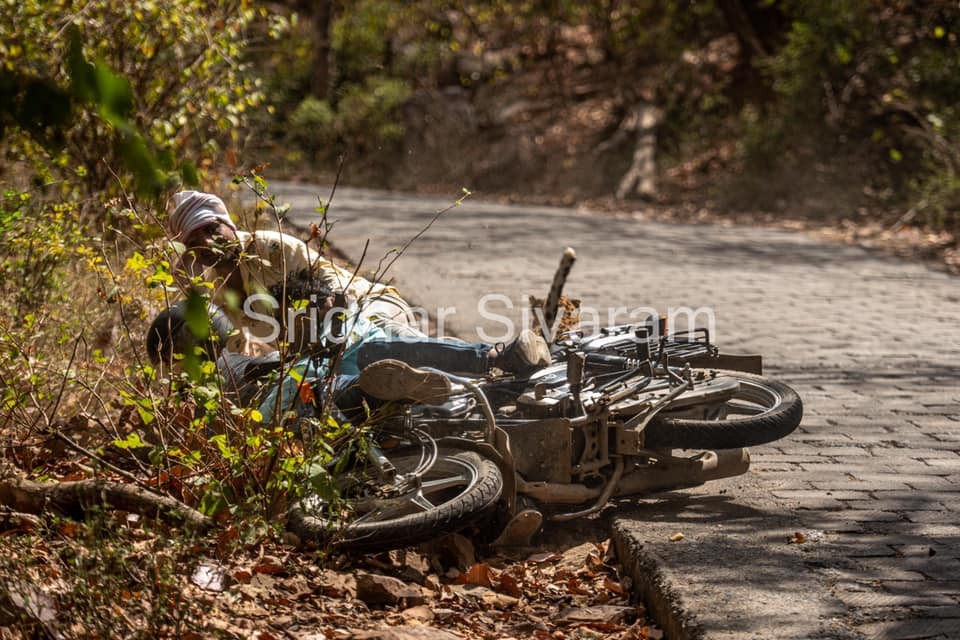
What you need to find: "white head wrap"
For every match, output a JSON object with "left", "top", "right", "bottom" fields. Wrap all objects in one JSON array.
[{"left": 167, "top": 190, "right": 237, "bottom": 240}]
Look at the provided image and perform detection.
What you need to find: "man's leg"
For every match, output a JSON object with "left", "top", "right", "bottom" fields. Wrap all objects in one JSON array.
[
  {"left": 334, "top": 365, "right": 452, "bottom": 416},
  {"left": 355, "top": 337, "right": 491, "bottom": 375},
  {"left": 361, "top": 295, "right": 427, "bottom": 337},
  {"left": 326, "top": 374, "right": 372, "bottom": 424},
  {"left": 355, "top": 330, "right": 552, "bottom": 377}
]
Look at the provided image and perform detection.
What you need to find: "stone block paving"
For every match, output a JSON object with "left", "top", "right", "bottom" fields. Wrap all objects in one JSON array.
[{"left": 273, "top": 183, "right": 960, "bottom": 639}]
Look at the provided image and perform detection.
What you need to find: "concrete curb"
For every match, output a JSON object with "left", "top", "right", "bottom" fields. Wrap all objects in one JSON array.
[{"left": 612, "top": 520, "right": 704, "bottom": 640}]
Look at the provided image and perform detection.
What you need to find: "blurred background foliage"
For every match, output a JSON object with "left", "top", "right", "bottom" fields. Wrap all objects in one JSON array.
[
  {"left": 1, "top": 0, "right": 274, "bottom": 207},
  {"left": 245, "top": 0, "right": 960, "bottom": 231},
  {"left": 2, "top": 0, "right": 960, "bottom": 240}
]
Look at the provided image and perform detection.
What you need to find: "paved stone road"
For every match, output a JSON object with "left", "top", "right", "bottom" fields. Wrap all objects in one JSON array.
[{"left": 269, "top": 182, "right": 960, "bottom": 639}]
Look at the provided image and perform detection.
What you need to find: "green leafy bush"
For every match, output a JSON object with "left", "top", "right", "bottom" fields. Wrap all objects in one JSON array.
[
  {"left": 332, "top": 0, "right": 397, "bottom": 84},
  {"left": 914, "top": 170, "right": 960, "bottom": 231},
  {"left": 0, "top": 189, "right": 84, "bottom": 315},
  {"left": 336, "top": 76, "right": 410, "bottom": 151},
  {"left": 741, "top": 0, "right": 960, "bottom": 217},
  {"left": 288, "top": 96, "right": 337, "bottom": 155},
  {"left": 282, "top": 76, "right": 410, "bottom": 163},
  {"left": 0, "top": 0, "right": 274, "bottom": 200}
]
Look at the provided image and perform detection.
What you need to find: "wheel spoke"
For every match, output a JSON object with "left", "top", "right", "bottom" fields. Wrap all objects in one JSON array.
[
  {"left": 724, "top": 400, "right": 765, "bottom": 416},
  {"left": 645, "top": 370, "right": 801, "bottom": 450},
  {"left": 420, "top": 472, "right": 470, "bottom": 495},
  {"left": 292, "top": 449, "right": 506, "bottom": 552},
  {"left": 348, "top": 469, "right": 473, "bottom": 525},
  {"left": 351, "top": 506, "right": 389, "bottom": 525},
  {"left": 704, "top": 405, "right": 729, "bottom": 420},
  {"left": 352, "top": 497, "right": 419, "bottom": 524},
  {"left": 409, "top": 492, "right": 435, "bottom": 511}
]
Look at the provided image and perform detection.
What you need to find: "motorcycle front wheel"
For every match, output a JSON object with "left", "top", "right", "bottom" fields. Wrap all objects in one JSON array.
[
  {"left": 287, "top": 446, "right": 503, "bottom": 552},
  {"left": 644, "top": 370, "right": 803, "bottom": 450}
]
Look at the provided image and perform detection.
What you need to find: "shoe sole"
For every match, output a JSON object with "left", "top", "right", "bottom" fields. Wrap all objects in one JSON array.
[
  {"left": 518, "top": 329, "right": 552, "bottom": 365},
  {"left": 505, "top": 330, "right": 552, "bottom": 375},
  {"left": 358, "top": 359, "right": 453, "bottom": 405}
]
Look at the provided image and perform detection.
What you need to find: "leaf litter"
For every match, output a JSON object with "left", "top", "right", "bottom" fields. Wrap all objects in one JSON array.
[
  {"left": 0, "top": 519, "right": 665, "bottom": 639},
  {"left": 213, "top": 537, "right": 659, "bottom": 639}
]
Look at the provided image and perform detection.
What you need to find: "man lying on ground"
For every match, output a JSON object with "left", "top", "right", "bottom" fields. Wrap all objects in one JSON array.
[
  {"left": 147, "top": 266, "right": 552, "bottom": 423},
  {"left": 166, "top": 190, "right": 417, "bottom": 356}
]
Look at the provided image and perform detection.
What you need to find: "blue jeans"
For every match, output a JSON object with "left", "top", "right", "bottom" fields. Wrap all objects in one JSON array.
[
  {"left": 254, "top": 337, "right": 492, "bottom": 423},
  {"left": 354, "top": 337, "right": 491, "bottom": 375}
]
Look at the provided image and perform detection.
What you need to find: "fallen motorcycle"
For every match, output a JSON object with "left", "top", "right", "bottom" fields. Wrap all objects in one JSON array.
[{"left": 287, "top": 320, "right": 803, "bottom": 552}]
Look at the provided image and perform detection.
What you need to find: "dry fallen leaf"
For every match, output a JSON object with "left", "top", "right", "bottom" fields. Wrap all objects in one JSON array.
[
  {"left": 497, "top": 572, "right": 523, "bottom": 599},
  {"left": 482, "top": 590, "right": 520, "bottom": 608},
  {"left": 192, "top": 562, "right": 228, "bottom": 592},
  {"left": 232, "top": 568, "right": 253, "bottom": 584},
  {"left": 604, "top": 577, "right": 628, "bottom": 596},
  {"left": 57, "top": 520, "right": 79, "bottom": 538},
  {"left": 586, "top": 552, "right": 606, "bottom": 571},
  {"left": 455, "top": 562, "right": 495, "bottom": 588},
  {"left": 254, "top": 555, "right": 286, "bottom": 575},
  {"left": 565, "top": 577, "right": 590, "bottom": 595},
  {"left": 526, "top": 551, "right": 560, "bottom": 564},
  {"left": 319, "top": 569, "right": 356, "bottom": 598},
  {"left": 298, "top": 382, "right": 317, "bottom": 405},
  {"left": 216, "top": 525, "right": 240, "bottom": 555},
  {"left": 557, "top": 604, "right": 635, "bottom": 625},
  {"left": 400, "top": 605, "right": 435, "bottom": 624}
]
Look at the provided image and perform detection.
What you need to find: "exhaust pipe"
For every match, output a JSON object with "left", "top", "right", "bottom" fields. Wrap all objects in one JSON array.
[{"left": 614, "top": 448, "right": 751, "bottom": 496}]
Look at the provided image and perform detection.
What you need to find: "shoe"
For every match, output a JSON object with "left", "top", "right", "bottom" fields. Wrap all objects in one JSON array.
[
  {"left": 494, "top": 329, "right": 552, "bottom": 376},
  {"left": 358, "top": 359, "right": 453, "bottom": 405},
  {"left": 492, "top": 508, "right": 543, "bottom": 547}
]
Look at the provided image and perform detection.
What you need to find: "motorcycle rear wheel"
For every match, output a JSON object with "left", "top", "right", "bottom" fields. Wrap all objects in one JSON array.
[
  {"left": 287, "top": 447, "right": 503, "bottom": 552},
  {"left": 644, "top": 370, "right": 803, "bottom": 449}
]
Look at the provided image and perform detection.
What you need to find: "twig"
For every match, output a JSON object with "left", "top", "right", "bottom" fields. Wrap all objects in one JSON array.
[
  {"left": 325, "top": 155, "right": 346, "bottom": 225},
  {"left": 310, "top": 154, "right": 346, "bottom": 271},
  {"left": 888, "top": 206, "right": 920, "bottom": 233},
  {"left": 48, "top": 429, "right": 153, "bottom": 490},
  {"left": 43, "top": 333, "right": 83, "bottom": 432},
  {"left": 338, "top": 239, "right": 371, "bottom": 317}
]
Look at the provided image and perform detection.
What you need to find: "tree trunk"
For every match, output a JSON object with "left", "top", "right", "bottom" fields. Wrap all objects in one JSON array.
[
  {"left": 716, "top": 0, "right": 769, "bottom": 61},
  {"left": 615, "top": 104, "right": 663, "bottom": 201},
  {"left": 310, "top": 0, "right": 335, "bottom": 99},
  {"left": 0, "top": 476, "right": 212, "bottom": 530}
]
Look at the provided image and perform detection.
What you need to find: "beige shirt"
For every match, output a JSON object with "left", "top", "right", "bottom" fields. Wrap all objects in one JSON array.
[{"left": 207, "top": 230, "right": 407, "bottom": 354}]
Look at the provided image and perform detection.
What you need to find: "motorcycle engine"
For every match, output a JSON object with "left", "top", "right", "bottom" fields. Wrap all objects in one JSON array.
[
  {"left": 515, "top": 361, "right": 588, "bottom": 418},
  {"left": 516, "top": 382, "right": 577, "bottom": 418}
]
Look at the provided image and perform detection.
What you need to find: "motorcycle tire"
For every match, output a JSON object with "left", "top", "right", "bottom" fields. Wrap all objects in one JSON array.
[
  {"left": 287, "top": 447, "right": 503, "bottom": 553},
  {"left": 644, "top": 370, "right": 803, "bottom": 450}
]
